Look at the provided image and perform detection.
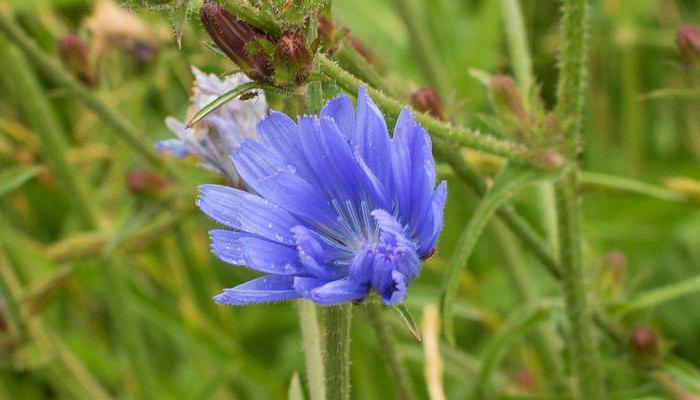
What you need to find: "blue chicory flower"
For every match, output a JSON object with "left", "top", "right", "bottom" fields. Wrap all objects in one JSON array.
[
  {"left": 155, "top": 67, "right": 267, "bottom": 186},
  {"left": 198, "top": 86, "right": 447, "bottom": 306}
]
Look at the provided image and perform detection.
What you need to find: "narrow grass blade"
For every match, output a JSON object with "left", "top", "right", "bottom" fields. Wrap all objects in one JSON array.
[
  {"left": 0, "top": 165, "right": 40, "bottom": 197},
  {"left": 391, "top": 303, "right": 422, "bottom": 342},
  {"left": 440, "top": 164, "right": 537, "bottom": 344},
  {"left": 186, "top": 82, "right": 272, "bottom": 128},
  {"left": 616, "top": 275, "right": 700, "bottom": 316},
  {"left": 288, "top": 373, "right": 306, "bottom": 400}
]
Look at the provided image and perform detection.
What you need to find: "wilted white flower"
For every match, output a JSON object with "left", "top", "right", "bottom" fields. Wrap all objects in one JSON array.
[{"left": 155, "top": 67, "right": 268, "bottom": 186}]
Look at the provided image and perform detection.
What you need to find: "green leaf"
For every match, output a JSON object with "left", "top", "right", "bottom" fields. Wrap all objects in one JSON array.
[
  {"left": 440, "top": 164, "right": 537, "bottom": 344},
  {"left": 391, "top": 303, "right": 422, "bottom": 342},
  {"left": 616, "top": 274, "right": 700, "bottom": 316},
  {"left": 0, "top": 165, "right": 40, "bottom": 197},
  {"left": 287, "top": 373, "right": 305, "bottom": 400},
  {"left": 171, "top": 0, "right": 193, "bottom": 48},
  {"left": 186, "top": 81, "right": 275, "bottom": 128}
]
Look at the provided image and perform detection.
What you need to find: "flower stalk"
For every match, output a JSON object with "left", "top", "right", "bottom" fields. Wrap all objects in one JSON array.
[{"left": 325, "top": 304, "right": 352, "bottom": 400}]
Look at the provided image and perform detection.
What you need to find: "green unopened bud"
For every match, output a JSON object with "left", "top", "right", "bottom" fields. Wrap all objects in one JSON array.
[
  {"left": 676, "top": 25, "right": 700, "bottom": 66},
  {"left": 58, "top": 34, "right": 97, "bottom": 86},
  {"left": 411, "top": 87, "right": 445, "bottom": 120},
  {"left": 200, "top": 0, "right": 274, "bottom": 82},
  {"left": 274, "top": 32, "right": 312, "bottom": 85}
]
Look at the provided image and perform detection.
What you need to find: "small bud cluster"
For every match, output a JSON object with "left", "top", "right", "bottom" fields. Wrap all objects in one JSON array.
[{"left": 200, "top": 0, "right": 313, "bottom": 86}]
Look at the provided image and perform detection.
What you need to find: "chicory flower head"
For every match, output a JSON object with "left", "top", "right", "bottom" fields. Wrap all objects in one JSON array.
[
  {"left": 155, "top": 67, "right": 267, "bottom": 186},
  {"left": 198, "top": 87, "right": 447, "bottom": 306}
]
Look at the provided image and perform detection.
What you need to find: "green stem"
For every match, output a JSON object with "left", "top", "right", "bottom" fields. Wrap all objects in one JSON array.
[
  {"left": 0, "top": 12, "right": 177, "bottom": 178},
  {"left": 555, "top": 0, "right": 603, "bottom": 397},
  {"left": 392, "top": 0, "right": 449, "bottom": 96},
  {"left": 501, "top": 0, "right": 534, "bottom": 95},
  {"left": 555, "top": 170, "right": 603, "bottom": 399},
  {"left": 298, "top": 300, "right": 326, "bottom": 400},
  {"left": 325, "top": 304, "right": 352, "bottom": 400},
  {"left": 366, "top": 302, "right": 417, "bottom": 400},
  {"left": 433, "top": 143, "right": 561, "bottom": 279},
  {"left": 580, "top": 171, "right": 685, "bottom": 203},
  {"left": 318, "top": 55, "right": 530, "bottom": 164}
]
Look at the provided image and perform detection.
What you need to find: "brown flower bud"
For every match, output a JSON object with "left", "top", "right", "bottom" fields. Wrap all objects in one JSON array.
[
  {"left": 274, "top": 32, "right": 312, "bottom": 85},
  {"left": 200, "top": 0, "right": 273, "bottom": 82},
  {"left": 127, "top": 170, "right": 171, "bottom": 197},
  {"left": 491, "top": 75, "right": 527, "bottom": 123},
  {"left": 58, "top": 34, "right": 97, "bottom": 86},
  {"left": 318, "top": 15, "right": 334, "bottom": 40},
  {"left": 411, "top": 87, "right": 445, "bottom": 120},
  {"left": 676, "top": 25, "right": 700, "bottom": 65},
  {"left": 629, "top": 326, "right": 659, "bottom": 357}
]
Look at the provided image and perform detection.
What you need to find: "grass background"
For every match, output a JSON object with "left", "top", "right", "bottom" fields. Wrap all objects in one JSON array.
[{"left": 1, "top": 0, "right": 700, "bottom": 398}]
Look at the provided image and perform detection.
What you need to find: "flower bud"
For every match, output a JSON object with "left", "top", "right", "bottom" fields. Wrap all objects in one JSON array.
[
  {"left": 411, "top": 87, "right": 445, "bottom": 120},
  {"left": 676, "top": 25, "right": 700, "bottom": 65},
  {"left": 491, "top": 75, "right": 526, "bottom": 123},
  {"left": 629, "top": 326, "right": 659, "bottom": 358},
  {"left": 274, "top": 32, "right": 312, "bottom": 85},
  {"left": 58, "top": 34, "right": 97, "bottom": 86},
  {"left": 127, "top": 170, "right": 171, "bottom": 197},
  {"left": 200, "top": 0, "right": 274, "bottom": 82}
]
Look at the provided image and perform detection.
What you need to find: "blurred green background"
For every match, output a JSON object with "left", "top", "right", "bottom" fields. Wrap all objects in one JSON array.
[{"left": 1, "top": 0, "right": 700, "bottom": 398}]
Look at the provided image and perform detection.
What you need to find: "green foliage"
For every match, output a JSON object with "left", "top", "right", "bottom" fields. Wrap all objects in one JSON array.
[{"left": 0, "top": 0, "right": 700, "bottom": 399}]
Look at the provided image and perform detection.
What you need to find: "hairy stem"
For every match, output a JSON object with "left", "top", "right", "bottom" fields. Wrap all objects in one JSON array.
[
  {"left": 318, "top": 55, "right": 531, "bottom": 164},
  {"left": 366, "top": 302, "right": 417, "bottom": 400},
  {"left": 555, "top": 0, "right": 603, "bottom": 397},
  {"left": 325, "top": 304, "right": 352, "bottom": 400}
]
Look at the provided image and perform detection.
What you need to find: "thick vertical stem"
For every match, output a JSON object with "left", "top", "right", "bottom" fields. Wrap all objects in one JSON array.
[
  {"left": 325, "top": 304, "right": 352, "bottom": 400},
  {"left": 298, "top": 300, "right": 326, "bottom": 400},
  {"left": 555, "top": 170, "right": 603, "bottom": 399},
  {"left": 366, "top": 302, "right": 417, "bottom": 400},
  {"left": 555, "top": 0, "right": 603, "bottom": 398}
]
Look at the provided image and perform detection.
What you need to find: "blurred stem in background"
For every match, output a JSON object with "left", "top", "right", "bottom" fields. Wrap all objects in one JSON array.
[
  {"left": 0, "top": 10, "right": 178, "bottom": 179},
  {"left": 366, "top": 302, "right": 418, "bottom": 400},
  {"left": 1, "top": 26, "right": 157, "bottom": 400},
  {"left": 554, "top": 0, "right": 605, "bottom": 398}
]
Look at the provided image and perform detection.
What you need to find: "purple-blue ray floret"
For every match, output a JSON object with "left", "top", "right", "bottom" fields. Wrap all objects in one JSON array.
[{"left": 197, "top": 86, "right": 447, "bottom": 306}]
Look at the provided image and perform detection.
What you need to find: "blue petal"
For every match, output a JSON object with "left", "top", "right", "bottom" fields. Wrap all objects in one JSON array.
[
  {"left": 307, "top": 278, "right": 369, "bottom": 305},
  {"left": 154, "top": 139, "right": 190, "bottom": 159},
  {"left": 382, "top": 271, "right": 408, "bottom": 305},
  {"left": 214, "top": 275, "right": 300, "bottom": 305},
  {"left": 355, "top": 86, "right": 391, "bottom": 187},
  {"left": 232, "top": 140, "right": 287, "bottom": 189},
  {"left": 320, "top": 94, "right": 355, "bottom": 142},
  {"left": 257, "top": 112, "right": 320, "bottom": 188},
  {"left": 348, "top": 248, "right": 373, "bottom": 284},
  {"left": 293, "top": 276, "right": 329, "bottom": 297},
  {"left": 292, "top": 225, "right": 343, "bottom": 279},
  {"left": 417, "top": 181, "right": 447, "bottom": 257},
  {"left": 234, "top": 142, "right": 338, "bottom": 229},
  {"left": 197, "top": 184, "right": 301, "bottom": 245},
  {"left": 390, "top": 107, "right": 436, "bottom": 238},
  {"left": 210, "top": 230, "right": 305, "bottom": 275}
]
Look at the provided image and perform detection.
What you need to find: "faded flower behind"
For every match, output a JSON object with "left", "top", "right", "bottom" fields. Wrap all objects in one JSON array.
[
  {"left": 198, "top": 87, "right": 447, "bottom": 306},
  {"left": 155, "top": 67, "right": 267, "bottom": 186}
]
